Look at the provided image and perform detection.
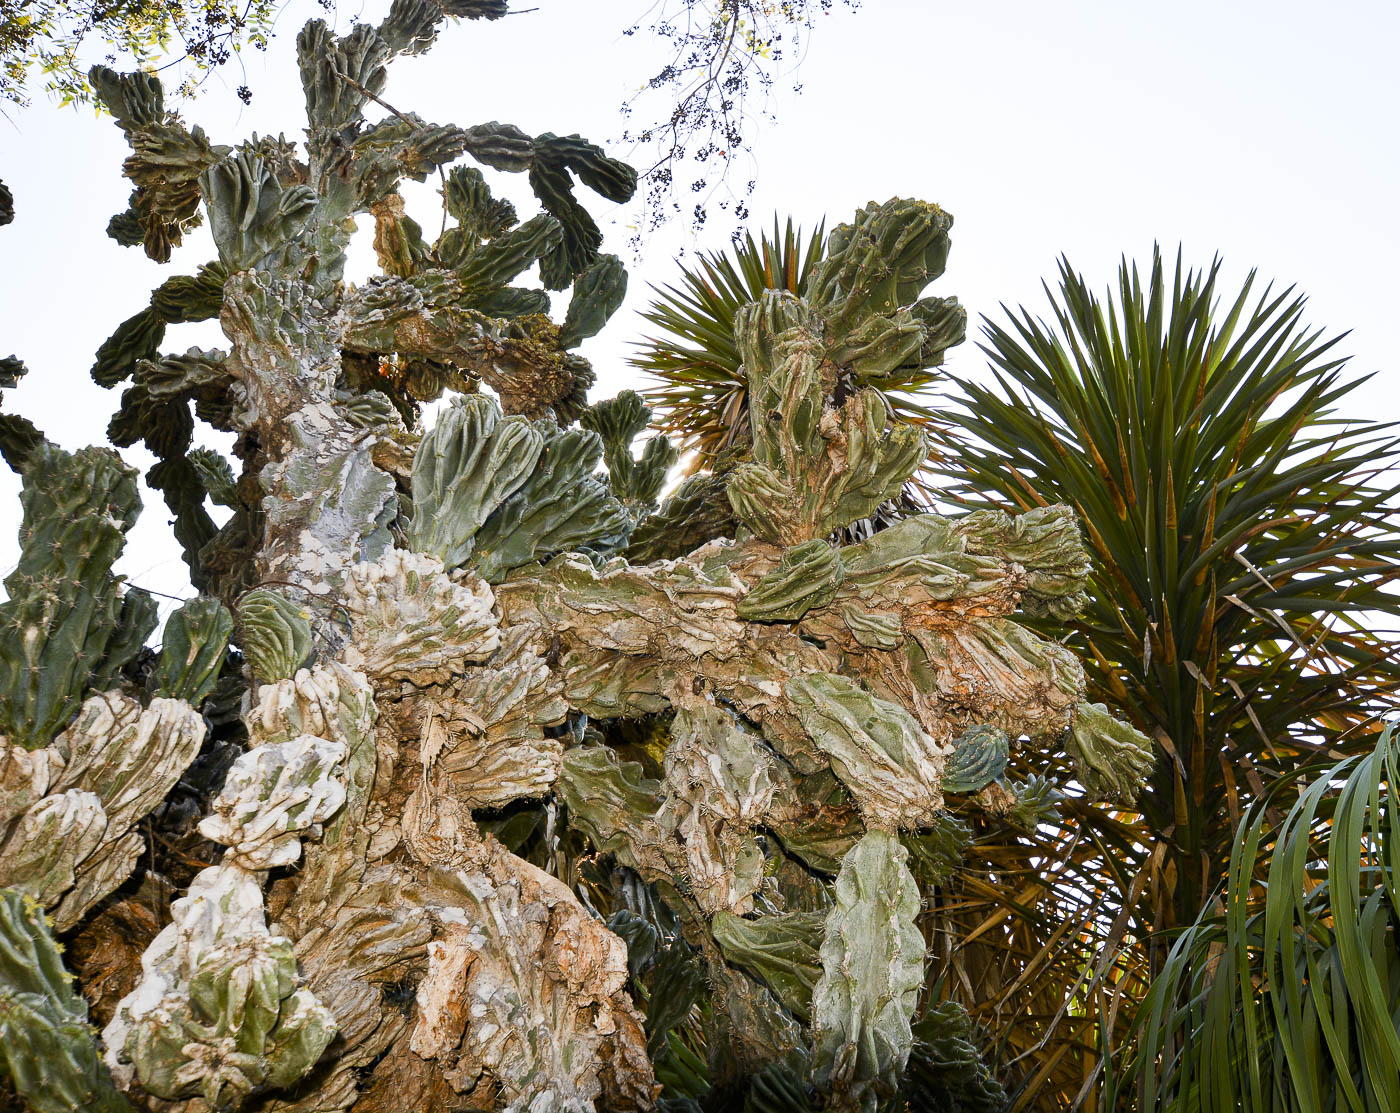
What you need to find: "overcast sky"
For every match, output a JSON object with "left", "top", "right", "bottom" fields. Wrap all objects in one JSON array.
[{"left": 1, "top": 0, "right": 1396, "bottom": 614}]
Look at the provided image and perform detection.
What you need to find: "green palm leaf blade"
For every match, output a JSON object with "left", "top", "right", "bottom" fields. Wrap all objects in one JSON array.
[{"left": 1125, "top": 724, "right": 1400, "bottom": 1110}]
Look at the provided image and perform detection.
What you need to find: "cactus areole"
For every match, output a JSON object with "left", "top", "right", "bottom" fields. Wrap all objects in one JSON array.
[{"left": 0, "top": 3, "right": 1152, "bottom": 1110}]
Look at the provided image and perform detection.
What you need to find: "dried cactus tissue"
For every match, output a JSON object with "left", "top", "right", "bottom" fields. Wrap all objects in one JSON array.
[{"left": 0, "top": 4, "right": 1154, "bottom": 1110}]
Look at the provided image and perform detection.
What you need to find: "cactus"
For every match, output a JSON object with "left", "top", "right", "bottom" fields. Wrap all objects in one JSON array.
[
  {"left": 407, "top": 394, "right": 544, "bottom": 566},
  {"left": 0, "top": 444, "right": 151, "bottom": 749},
  {"left": 579, "top": 390, "right": 678, "bottom": 516},
  {"left": 1, "top": 6, "right": 1159, "bottom": 1110},
  {"left": 467, "top": 422, "right": 632, "bottom": 581},
  {"left": 151, "top": 596, "right": 234, "bottom": 704},
  {"left": 811, "top": 830, "right": 924, "bottom": 1112},
  {"left": 198, "top": 735, "right": 349, "bottom": 868},
  {"left": 236, "top": 588, "right": 314, "bottom": 682},
  {"left": 0, "top": 889, "right": 132, "bottom": 1112},
  {"left": 341, "top": 549, "right": 501, "bottom": 684},
  {"left": 0, "top": 693, "right": 206, "bottom": 929},
  {"left": 103, "top": 864, "right": 336, "bottom": 1105},
  {"left": 1068, "top": 700, "right": 1155, "bottom": 801},
  {"left": 561, "top": 254, "right": 629, "bottom": 348},
  {"left": 941, "top": 723, "right": 1011, "bottom": 795},
  {"left": 0, "top": 355, "right": 43, "bottom": 473}
]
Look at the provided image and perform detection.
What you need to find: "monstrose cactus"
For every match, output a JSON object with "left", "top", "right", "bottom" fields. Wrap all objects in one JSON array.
[{"left": 0, "top": 3, "right": 1152, "bottom": 1110}]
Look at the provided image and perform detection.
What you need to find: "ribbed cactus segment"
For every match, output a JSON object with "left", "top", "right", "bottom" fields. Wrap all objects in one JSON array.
[
  {"left": 152, "top": 596, "right": 233, "bottom": 704},
  {"left": 954, "top": 505, "right": 1091, "bottom": 618},
  {"left": 786, "top": 674, "right": 947, "bottom": 828},
  {"left": 298, "top": 20, "right": 390, "bottom": 133},
  {"left": 342, "top": 549, "right": 500, "bottom": 684},
  {"left": 0, "top": 889, "right": 132, "bottom": 1113},
  {"left": 0, "top": 693, "right": 207, "bottom": 929},
  {"left": 529, "top": 133, "right": 638, "bottom": 288},
  {"left": 580, "top": 391, "right": 678, "bottom": 513},
  {"left": 560, "top": 253, "right": 628, "bottom": 348},
  {"left": 738, "top": 540, "right": 845, "bottom": 622},
  {"left": 89, "top": 64, "right": 224, "bottom": 262},
  {"left": 811, "top": 830, "right": 923, "bottom": 1113},
  {"left": 91, "top": 308, "right": 165, "bottom": 387},
  {"left": 399, "top": 626, "right": 565, "bottom": 812},
  {"left": 469, "top": 423, "right": 632, "bottom": 582},
  {"left": 0, "top": 790, "right": 104, "bottom": 909},
  {"left": 560, "top": 745, "right": 661, "bottom": 863},
  {"left": 726, "top": 291, "right": 926, "bottom": 545},
  {"left": 107, "top": 865, "right": 336, "bottom": 1107},
  {"left": 185, "top": 446, "right": 238, "bottom": 507},
  {"left": 236, "top": 588, "right": 314, "bottom": 683},
  {"left": 0, "top": 444, "right": 144, "bottom": 750},
  {"left": 657, "top": 704, "right": 787, "bottom": 915},
  {"left": 712, "top": 910, "right": 825, "bottom": 1023},
  {"left": 408, "top": 844, "right": 656, "bottom": 1109},
  {"left": 201, "top": 148, "right": 318, "bottom": 272},
  {"left": 439, "top": 165, "right": 517, "bottom": 254},
  {"left": 377, "top": 0, "right": 444, "bottom": 56},
  {"left": 461, "top": 120, "right": 534, "bottom": 172},
  {"left": 407, "top": 393, "right": 544, "bottom": 568},
  {"left": 1002, "top": 773, "right": 1065, "bottom": 832},
  {"left": 626, "top": 469, "right": 738, "bottom": 563},
  {"left": 199, "top": 735, "right": 348, "bottom": 868},
  {"left": 903, "top": 1001, "right": 1008, "bottom": 1112},
  {"left": 455, "top": 212, "right": 562, "bottom": 298},
  {"left": 89, "top": 66, "right": 163, "bottom": 132},
  {"left": 1067, "top": 701, "right": 1155, "bottom": 801},
  {"left": 941, "top": 723, "right": 1010, "bottom": 795},
  {"left": 150, "top": 262, "right": 228, "bottom": 323},
  {"left": 808, "top": 198, "right": 954, "bottom": 364}
]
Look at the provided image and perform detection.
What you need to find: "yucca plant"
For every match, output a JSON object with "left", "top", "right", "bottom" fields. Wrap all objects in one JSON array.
[
  {"left": 634, "top": 213, "right": 965, "bottom": 470},
  {"left": 1122, "top": 719, "right": 1400, "bottom": 1111},
  {"left": 929, "top": 249, "right": 1400, "bottom": 1109}
]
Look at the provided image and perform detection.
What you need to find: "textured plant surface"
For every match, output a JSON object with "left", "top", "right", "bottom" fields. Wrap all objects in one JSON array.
[
  {"left": 634, "top": 216, "right": 965, "bottom": 473},
  {"left": 0, "top": 6, "right": 1155, "bottom": 1111}
]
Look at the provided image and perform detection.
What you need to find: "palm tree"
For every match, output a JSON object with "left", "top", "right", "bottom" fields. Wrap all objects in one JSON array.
[{"left": 930, "top": 249, "right": 1400, "bottom": 1109}]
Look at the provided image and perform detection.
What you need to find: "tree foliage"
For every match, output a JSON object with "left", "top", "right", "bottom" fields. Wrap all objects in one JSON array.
[
  {"left": 0, "top": 0, "right": 284, "bottom": 106},
  {"left": 619, "top": 0, "right": 862, "bottom": 238}
]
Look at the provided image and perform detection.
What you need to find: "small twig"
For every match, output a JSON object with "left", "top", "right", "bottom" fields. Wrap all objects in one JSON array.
[{"left": 330, "top": 67, "right": 421, "bottom": 129}]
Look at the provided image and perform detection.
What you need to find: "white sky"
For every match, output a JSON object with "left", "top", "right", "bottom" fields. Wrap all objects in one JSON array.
[{"left": 1, "top": 0, "right": 1397, "bottom": 617}]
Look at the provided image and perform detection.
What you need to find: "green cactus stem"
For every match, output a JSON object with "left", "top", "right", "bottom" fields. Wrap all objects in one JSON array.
[
  {"left": 236, "top": 588, "right": 314, "bottom": 683},
  {"left": 152, "top": 596, "right": 234, "bottom": 704},
  {"left": 0, "top": 444, "right": 148, "bottom": 750},
  {"left": 811, "top": 830, "right": 923, "bottom": 1113},
  {"left": 0, "top": 888, "right": 132, "bottom": 1113}
]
